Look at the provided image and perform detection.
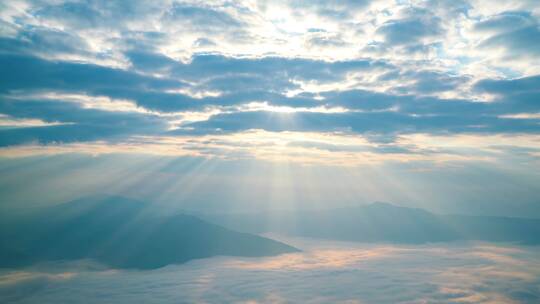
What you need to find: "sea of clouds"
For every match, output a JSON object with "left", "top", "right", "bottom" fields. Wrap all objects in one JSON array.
[{"left": 1, "top": 237, "right": 539, "bottom": 303}]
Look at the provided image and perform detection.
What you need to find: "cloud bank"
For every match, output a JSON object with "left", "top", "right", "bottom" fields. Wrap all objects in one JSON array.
[
  {"left": 1, "top": 239, "right": 539, "bottom": 303},
  {"left": 0, "top": 0, "right": 539, "bottom": 168}
]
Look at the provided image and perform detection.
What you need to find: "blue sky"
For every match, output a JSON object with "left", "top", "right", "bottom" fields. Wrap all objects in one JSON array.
[{"left": 0, "top": 0, "right": 539, "bottom": 215}]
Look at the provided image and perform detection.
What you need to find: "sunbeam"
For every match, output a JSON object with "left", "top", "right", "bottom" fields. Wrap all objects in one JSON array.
[{"left": 1, "top": 0, "right": 540, "bottom": 303}]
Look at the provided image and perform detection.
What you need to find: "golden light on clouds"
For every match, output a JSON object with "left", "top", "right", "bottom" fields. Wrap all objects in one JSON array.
[{"left": 1, "top": 131, "right": 538, "bottom": 167}]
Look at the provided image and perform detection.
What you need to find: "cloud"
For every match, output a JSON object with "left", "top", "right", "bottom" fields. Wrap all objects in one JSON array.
[
  {"left": 391, "top": 70, "right": 471, "bottom": 94},
  {"left": 474, "top": 74, "right": 540, "bottom": 95},
  {"left": 479, "top": 26, "right": 540, "bottom": 57},
  {"left": 33, "top": 1, "right": 106, "bottom": 29},
  {"left": 163, "top": 3, "right": 244, "bottom": 31},
  {"left": 1, "top": 49, "right": 539, "bottom": 155},
  {"left": 0, "top": 97, "right": 166, "bottom": 146},
  {"left": 0, "top": 0, "right": 539, "bottom": 169},
  {"left": 30, "top": 1, "right": 166, "bottom": 31},
  {"left": 0, "top": 240, "right": 538, "bottom": 303},
  {"left": 474, "top": 11, "right": 536, "bottom": 33},
  {"left": 474, "top": 74, "right": 540, "bottom": 113},
  {"left": 376, "top": 11, "right": 443, "bottom": 46},
  {"left": 473, "top": 10, "right": 540, "bottom": 59},
  {"left": 178, "top": 94, "right": 540, "bottom": 136},
  {"left": 0, "top": 28, "right": 91, "bottom": 59},
  {"left": 0, "top": 54, "right": 184, "bottom": 94}
]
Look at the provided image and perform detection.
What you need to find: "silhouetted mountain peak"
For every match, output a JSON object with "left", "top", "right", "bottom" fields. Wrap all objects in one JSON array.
[{"left": 0, "top": 195, "right": 298, "bottom": 269}]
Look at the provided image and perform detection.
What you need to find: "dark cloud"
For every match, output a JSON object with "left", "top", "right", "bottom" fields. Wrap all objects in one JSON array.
[
  {"left": 0, "top": 52, "right": 390, "bottom": 112},
  {"left": 474, "top": 74, "right": 540, "bottom": 113},
  {"left": 168, "top": 54, "right": 389, "bottom": 83},
  {"left": 33, "top": 1, "right": 105, "bottom": 29},
  {"left": 404, "top": 71, "right": 469, "bottom": 94},
  {"left": 321, "top": 89, "right": 488, "bottom": 116},
  {"left": 0, "top": 54, "right": 185, "bottom": 94},
  {"left": 0, "top": 28, "right": 90, "bottom": 58},
  {"left": 2, "top": 52, "right": 540, "bottom": 144},
  {"left": 31, "top": 0, "right": 163, "bottom": 30},
  {"left": 474, "top": 11, "right": 540, "bottom": 57},
  {"left": 474, "top": 11, "right": 536, "bottom": 33},
  {"left": 0, "top": 98, "right": 165, "bottom": 146},
  {"left": 379, "top": 70, "right": 470, "bottom": 94},
  {"left": 480, "top": 25, "right": 540, "bottom": 56},
  {"left": 376, "top": 9, "right": 443, "bottom": 46},
  {"left": 177, "top": 107, "right": 540, "bottom": 136},
  {"left": 474, "top": 74, "right": 540, "bottom": 95},
  {"left": 127, "top": 50, "right": 384, "bottom": 82},
  {"left": 124, "top": 50, "right": 178, "bottom": 73}
]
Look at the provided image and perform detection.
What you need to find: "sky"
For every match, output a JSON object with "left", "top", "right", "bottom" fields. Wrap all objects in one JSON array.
[{"left": 1, "top": 0, "right": 540, "bottom": 216}]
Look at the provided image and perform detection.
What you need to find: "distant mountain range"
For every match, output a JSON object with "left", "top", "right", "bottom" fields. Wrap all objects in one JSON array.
[
  {"left": 0, "top": 196, "right": 298, "bottom": 269},
  {"left": 3, "top": 197, "right": 538, "bottom": 271},
  {"left": 199, "top": 202, "right": 540, "bottom": 245}
]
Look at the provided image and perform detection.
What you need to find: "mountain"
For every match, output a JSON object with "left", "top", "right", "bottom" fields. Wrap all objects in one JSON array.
[
  {"left": 0, "top": 196, "right": 298, "bottom": 269},
  {"left": 198, "top": 202, "right": 540, "bottom": 244}
]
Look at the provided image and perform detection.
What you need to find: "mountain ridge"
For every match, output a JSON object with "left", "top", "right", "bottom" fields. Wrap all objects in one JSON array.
[
  {"left": 198, "top": 201, "right": 540, "bottom": 245},
  {"left": 0, "top": 195, "right": 299, "bottom": 269}
]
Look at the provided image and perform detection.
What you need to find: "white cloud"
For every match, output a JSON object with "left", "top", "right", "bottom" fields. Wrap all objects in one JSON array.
[
  {"left": 1, "top": 238, "right": 539, "bottom": 303},
  {"left": 1, "top": 0, "right": 534, "bottom": 77},
  {"left": 0, "top": 114, "right": 72, "bottom": 128}
]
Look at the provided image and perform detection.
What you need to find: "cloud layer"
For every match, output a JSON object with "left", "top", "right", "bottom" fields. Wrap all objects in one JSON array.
[
  {"left": 1, "top": 238, "right": 539, "bottom": 303},
  {"left": 0, "top": 0, "right": 539, "bottom": 167}
]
